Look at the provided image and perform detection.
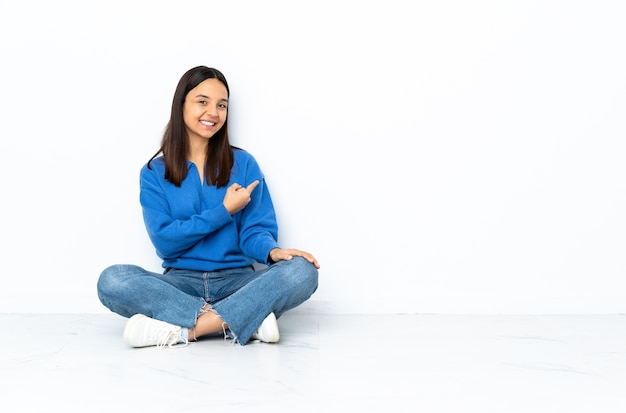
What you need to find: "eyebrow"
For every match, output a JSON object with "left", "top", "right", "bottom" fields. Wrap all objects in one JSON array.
[{"left": 195, "top": 94, "right": 228, "bottom": 102}]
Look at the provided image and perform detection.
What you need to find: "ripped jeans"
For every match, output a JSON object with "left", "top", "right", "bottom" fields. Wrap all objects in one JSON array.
[{"left": 96, "top": 256, "right": 319, "bottom": 345}]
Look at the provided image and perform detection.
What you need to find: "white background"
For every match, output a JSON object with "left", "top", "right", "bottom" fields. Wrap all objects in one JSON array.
[{"left": 0, "top": 0, "right": 624, "bottom": 314}]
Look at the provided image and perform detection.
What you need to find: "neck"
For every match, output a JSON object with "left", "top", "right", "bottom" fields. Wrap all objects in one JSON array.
[{"left": 188, "top": 136, "right": 209, "bottom": 160}]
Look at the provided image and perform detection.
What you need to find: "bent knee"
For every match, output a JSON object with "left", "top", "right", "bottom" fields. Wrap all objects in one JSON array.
[
  {"left": 290, "top": 256, "right": 319, "bottom": 287},
  {"left": 97, "top": 264, "right": 140, "bottom": 293}
]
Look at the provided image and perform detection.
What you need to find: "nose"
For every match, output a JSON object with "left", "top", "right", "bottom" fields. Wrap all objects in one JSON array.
[{"left": 205, "top": 105, "right": 219, "bottom": 116}]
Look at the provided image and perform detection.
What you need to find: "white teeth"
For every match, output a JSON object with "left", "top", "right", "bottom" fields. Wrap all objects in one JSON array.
[{"left": 200, "top": 121, "right": 215, "bottom": 126}]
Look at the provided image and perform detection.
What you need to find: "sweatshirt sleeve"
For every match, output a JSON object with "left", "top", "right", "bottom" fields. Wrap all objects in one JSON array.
[
  {"left": 237, "top": 156, "right": 280, "bottom": 264},
  {"left": 139, "top": 164, "right": 233, "bottom": 258}
]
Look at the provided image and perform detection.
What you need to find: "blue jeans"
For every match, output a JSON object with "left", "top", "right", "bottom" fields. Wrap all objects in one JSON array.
[{"left": 97, "top": 256, "right": 318, "bottom": 345}]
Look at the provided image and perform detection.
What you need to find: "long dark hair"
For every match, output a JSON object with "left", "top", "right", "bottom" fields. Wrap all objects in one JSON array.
[{"left": 148, "top": 66, "right": 234, "bottom": 187}]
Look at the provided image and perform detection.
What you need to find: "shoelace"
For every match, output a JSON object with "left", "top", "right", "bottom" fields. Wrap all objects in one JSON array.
[{"left": 155, "top": 330, "right": 188, "bottom": 349}]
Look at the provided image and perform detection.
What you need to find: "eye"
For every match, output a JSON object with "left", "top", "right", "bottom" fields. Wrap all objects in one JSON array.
[
  {"left": 218, "top": 103, "right": 228, "bottom": 109},
  {"left": 198, "top": 100, "right": 207, "bottom": 105}
]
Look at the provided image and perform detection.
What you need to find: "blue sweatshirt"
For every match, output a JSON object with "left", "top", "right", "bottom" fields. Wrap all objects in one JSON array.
[{"left": 139, "top": 148, "right": 280, "bottom": 272}]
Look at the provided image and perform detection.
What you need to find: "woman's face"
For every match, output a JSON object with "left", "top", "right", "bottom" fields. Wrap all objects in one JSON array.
[{"left": 183, "top": 78, "right": 228, "bottom": 141}]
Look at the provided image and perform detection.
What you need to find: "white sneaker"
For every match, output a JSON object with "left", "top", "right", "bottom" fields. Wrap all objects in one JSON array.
[
  {"left": 123, "top": 314, "right": 188, "bottom": 348},
  {"left": 251, "top": 312, "right": 280, "bottom": 343}
]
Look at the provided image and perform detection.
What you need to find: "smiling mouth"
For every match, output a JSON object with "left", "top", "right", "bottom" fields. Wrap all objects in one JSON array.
[{"left": 200, "top": 121, "right": 215, "bottom": 127}]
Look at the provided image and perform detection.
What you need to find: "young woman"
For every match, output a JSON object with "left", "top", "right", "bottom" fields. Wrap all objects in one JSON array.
[{"left": 97, "top": 66, "right": 319, "bottom": 348}]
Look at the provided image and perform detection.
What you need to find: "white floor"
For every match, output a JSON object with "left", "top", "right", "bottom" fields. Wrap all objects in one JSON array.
[{"left": 2, "top": 310, "right": 626, "bottom": 412}]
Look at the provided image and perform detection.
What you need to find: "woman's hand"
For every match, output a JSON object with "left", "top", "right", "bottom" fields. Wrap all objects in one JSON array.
[
  {"left": 223, "top": 180, "right": 259, "bottom": 215},
  {"left": 269, "top": 248, "right": 320, "bottom": 269}
]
